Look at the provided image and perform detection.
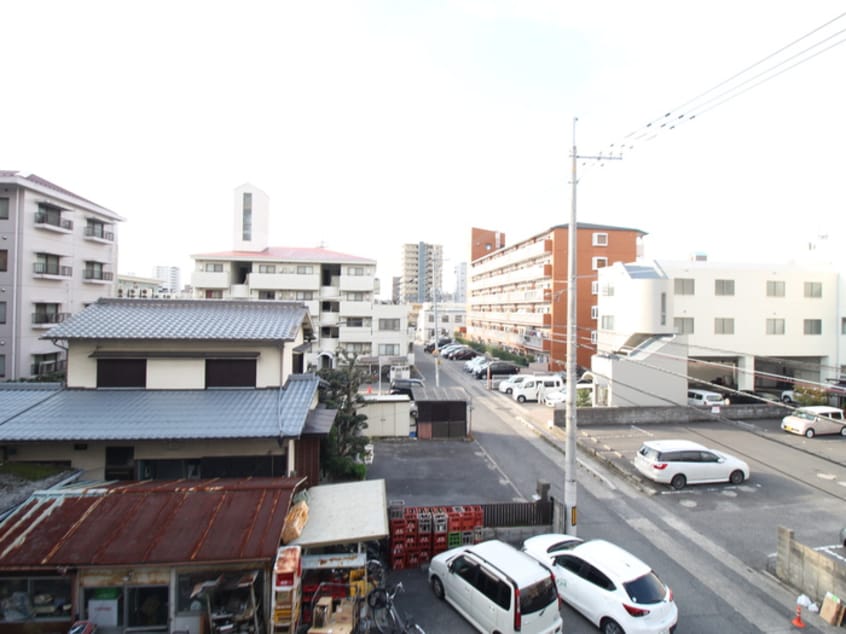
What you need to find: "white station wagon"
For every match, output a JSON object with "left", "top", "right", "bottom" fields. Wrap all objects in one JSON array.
[{"left": 781, "top": 406, "right": 846, "bottom": 438}]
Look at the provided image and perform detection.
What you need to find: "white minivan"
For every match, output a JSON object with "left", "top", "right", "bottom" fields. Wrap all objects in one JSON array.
[
  {"left": 429, "top": 540, "right": 563, "bottom": 634},
  {"left": 512, "top": 376, "right": 564, "bottom": 403}
]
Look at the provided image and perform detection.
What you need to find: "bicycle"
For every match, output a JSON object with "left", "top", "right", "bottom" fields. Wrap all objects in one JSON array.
[{"left": 363, "top": 582, "right": 425, "bottom": 633}]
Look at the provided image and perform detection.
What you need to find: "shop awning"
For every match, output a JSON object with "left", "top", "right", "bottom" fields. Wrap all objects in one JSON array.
[{"left": 292, "top": 479, "right": 388, "bottom": 548}]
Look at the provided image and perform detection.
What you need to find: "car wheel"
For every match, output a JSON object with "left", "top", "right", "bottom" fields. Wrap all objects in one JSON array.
[
  {"left": 729, "top": 470, "right": 745, "bottom": 485},
  {"left": 782, "top": 395, "right": 792, "bottom": 403},
  {"left": 517, "top": 395, "right": 526, "bottom": 403},
  {"left": 671, "top": 474, "right": 687, "bottom": 490},
  {"left": 805, "top": 428, "right": 816, "bottom": 439},
  {"left": 600, "top": 618, "right": 625, "bottom": 634},
  {"left": 431, "top": 576, "right": 445, "bottom": 600},
  {"left": 505, "top": 388, "right": 512, "bottom": 395},
  {"left": 840, "top": 427, "right": 846, "bottom": 437}
]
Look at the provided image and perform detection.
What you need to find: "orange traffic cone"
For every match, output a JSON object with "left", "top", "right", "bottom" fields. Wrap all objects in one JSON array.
[{"left": 791, "top": 604, "right": 805, "bottom": 628}]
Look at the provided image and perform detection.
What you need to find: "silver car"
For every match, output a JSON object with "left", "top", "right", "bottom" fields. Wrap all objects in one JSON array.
[{"left": 634, "top": 439, "right": 750, "bottom": 490}]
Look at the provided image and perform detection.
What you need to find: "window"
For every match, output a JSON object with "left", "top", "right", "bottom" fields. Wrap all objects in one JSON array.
[
  {"left": 295, "top": 291, "right": 314, "bottom": 300},
  {"left": 804, "top": 319, "right": 822, "bottom": 335},
  {"left": 0, "top": 577, "right": 73, "bottom": 622},
  {"left": 344, "top": 343, "right": 371, "bottom": 354},
  {"left": 766, "top": 318, "right": 785, "bottom": 335},
  {"left": 590, "top": 330, "right": 597, "bottom": 344},
  {"left": 441, "top": 315, "right": 449, "bottom": 323},
  {"left": 85, "top": 218, "right": 110, "bottom": 240},
  {"left": 32, "top": 352, "right": 61, "bottom": 376},
  {"left": 347, "top": 266, "right": 366, "bottom": 276},
  {"left": 297, "top": 265, "right": 313, "bottom": 274},
  {"left": 0, "top": 355, "right": 4, "bottom": 378},
  {"left": 242, "top": 192, "right": 252, "bottom": 241},
  {"left": 674, "top": 278, "right": 694, "bottom": 295},
  {"left": 205, "top": 290, "right": 223, "bottom": 299},
  {"left": 591, "top": 281, "right": 598, "bottom": 295},
  {"left": 206, "top": 359, "right": 256, "bottom": 388},
  {"left": 33, "top": 303, "right": 62, "bottom": 325},
  {"left": 204, "top": 262, "right": 224, "bottom": 272},
  {"left": 455, "top": 315, "right": 463, "bottom": 323},
  {"left": 346, "top": 317, "right": 365, "bottom": 327},
  {"left": 346, "top": 291, "right": 367, "bottom": 301},
  {"left": 766, "top": 280, "right": 785, "bottom": 297},
  {"left": 714, "top": 318, "right": 734, "bottom": 335},
  {"left": 0, "top": 250, "right": 7, "bottom": 272},
  {"left": 590, "top": 305, "right": 598, "bottom": 319},
  {"left": 600, "top": 315, "right": 614, "bottom": 330},
  {"left": 0, "top": 197, "right": 8, "bottom": 219},
  {"left": 258, "top": 264, "right": 276, "bottom": 273},
  {"left": 378, "top": 344, "right": 400, "bottom": 355},
  {"left": 660, "top": 292, "right": 667, "bottom": 326},
  {"left": 715, "top": 279, "right": 735, "bottom": 296},
  {"left": 84, "top": 261, "right": 107, "bottom": 280},
  {"left": 379, "top": 319, "right": 400, "bottom": 331},
  {"left": 591, "top": 256, "right": 608, "bottom": 270},
  {"left": 258, "top": 290, "right": 275, "bottom": 300},
  {"left": 427, "top": 314, "right": 434, "bottom": 322},
  {"left": 842, "top": 317, "right": 846, "bottom": 335},
  {"left": 804, "top": 281, "right": 822, "bottom": 298},
  {"left": 97, "top": 359, "right": 146, "bottom": 387},
  {"left": 35, "top": 253, "right": 62, "bottom": 275},
  {"left": 674, "top": 317, "right": 694, "bottom": 334},
  {"left": 603, "top": 284, "right": 615, "bottom": 297},
  {"left": 0, "top": 302, "right": 5, "bottom": 324},
  {"left": 592, "top": 232, "right": 608, "bottom": 246},
  {"left": 126, "top": 586, "right": 169, "bottom": 628}
]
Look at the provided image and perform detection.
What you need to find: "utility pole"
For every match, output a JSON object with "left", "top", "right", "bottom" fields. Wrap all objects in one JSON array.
[{"left": 564, "top": 118, "right": 622, "bottom": 536}]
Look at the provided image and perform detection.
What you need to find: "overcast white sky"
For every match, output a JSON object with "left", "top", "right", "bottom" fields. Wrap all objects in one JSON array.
[{"left": 3, "top": 1, "right": 845, "bottom": 296}]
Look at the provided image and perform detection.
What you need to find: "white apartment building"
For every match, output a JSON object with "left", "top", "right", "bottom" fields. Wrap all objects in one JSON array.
[
  {"left": 154, "top": 265, "right": 181, "bottom": 293},
  {"left": 399, "top": 242, "right": 443, "bottom": 303},
  {"left": 596, "top": 259, "right": 845, "bottom": 401},
  {"left": 0, "top": 171, "right": 122, "bottom": 379},
  {"left": 416, "top": 302, "right": 467, "bottom": 343},
  {"left": 190, "top": 184, "right": 411, "bottom": 371}
]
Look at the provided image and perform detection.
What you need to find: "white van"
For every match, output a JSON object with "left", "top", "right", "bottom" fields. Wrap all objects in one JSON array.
[
  {"left": 429, "top": 539, "right": 563, "bottom": 634},
  {"left": 687, "top": 389, "right": 727, "bottom": 407},
  {"left": 513, "top": 376, "right": 564, "bottom": 403}
]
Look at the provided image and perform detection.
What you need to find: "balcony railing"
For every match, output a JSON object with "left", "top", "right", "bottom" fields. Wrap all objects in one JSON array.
[
  {"left": 33, "top": 262, "right": 73, "bottom": 277},
  {"left": 83, "top": 270, "right": 114, "bottom": 281},
  {"left": 35, "top": 212, "right": 73, "bottom": 231},
  {"left": 84, "top": 226, "right": 114, "bottom": 241},
  {"left": 32, "top": 312, "right": 70, "bottom": 325},
  {"left": 29, "top": 359, "right": 67, "bottom": 376}
]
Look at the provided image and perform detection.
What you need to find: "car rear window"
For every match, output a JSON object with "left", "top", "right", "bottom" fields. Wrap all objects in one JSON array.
[
  {"left": 623, "top": 571, "right": 667, "bottom": 604},
  {"left": 638, "top": 446, "right": 659, "bottom": 460},
  {"left": 519, "top": 576, "right": 558, "bottom": 614}
]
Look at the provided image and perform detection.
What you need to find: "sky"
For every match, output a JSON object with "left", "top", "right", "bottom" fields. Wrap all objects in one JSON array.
[{"left": 3, "top": 1, "right": 845, "bottom": 297}]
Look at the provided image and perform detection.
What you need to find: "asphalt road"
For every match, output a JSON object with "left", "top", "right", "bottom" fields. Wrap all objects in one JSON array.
[{"left": 363, "top": 348, "right": 843, "bottom": 633}]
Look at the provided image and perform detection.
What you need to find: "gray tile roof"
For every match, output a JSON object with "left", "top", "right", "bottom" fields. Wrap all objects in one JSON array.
[
  {"left": 0, "top": 374, "right": 323, "bottom": 442},
  {"left": 0, "top": 383, "right": 63, "bottom": 422},
  {"left": 44, "top": 298, "right": 311, "bottom": 341}
]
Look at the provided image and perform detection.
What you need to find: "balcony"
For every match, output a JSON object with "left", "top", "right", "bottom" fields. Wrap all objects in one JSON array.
[
  {"left": 191, "top": 270, "right": 230, "bottom": 289},
  {"left": 32, "top": 312, "right": 71, "bottom": 329},
  {"left": 230, "top": 284, "right": 249, "bottom": 298},
  {"left": 320, "top": 312, "right": 340, "bottom": 326},
  {"left": 84, "top": 225, "right": 115, "bottom": 242},
  {"left": 339, "top": 326, "right": 373, "bottom": 342},
  {"left": 33, "top": 263, "right": 73, "bottom": 278},
  {"left": 248, "top": 272, "right": 320, "bottom": 291},
  {"left": 339, "top": 275, "right": 374, "bottom": 292},
  {"left": 320, "top": 285, "right": 341, "bottom": 299},
  {"left": 83, "top": 270, "right": 114, "bottom": 284},
  {"left": 34, "top": 212, "right": 73, "bottom": 232},
  {"left": 30, "top": 359, "right": 67, "bottom": 376}
]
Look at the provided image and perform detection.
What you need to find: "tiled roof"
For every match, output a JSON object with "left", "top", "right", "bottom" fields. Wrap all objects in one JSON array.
[
  {"left": 193, "top": 246, "right": 375, "bottom": 265},
  {"left": 0, "top": 374, "right": 322, "bottom": 441},
  {"left": 0, "top": 383, "right": 63, "bottom": 422},
  {"left": 0, "top": 477, "right": 304, "bottom": 567},
  {"left": 44, "top": 298, "right": 311, "bottom": 341}
]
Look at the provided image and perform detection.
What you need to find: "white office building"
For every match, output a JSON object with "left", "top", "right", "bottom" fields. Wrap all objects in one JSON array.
[{"left": 190, "top": 184, "right": 411, "bottom": 371}]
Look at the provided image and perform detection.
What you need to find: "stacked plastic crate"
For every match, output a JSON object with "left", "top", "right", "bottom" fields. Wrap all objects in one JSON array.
[{"left": 388, "top": 503, "right": 484, "bottom": 570}]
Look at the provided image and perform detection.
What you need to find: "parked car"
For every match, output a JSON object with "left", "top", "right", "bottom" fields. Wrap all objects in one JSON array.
[
  {"left": 474, "top": 361, "right": 521, "bottom": 379},
  {"left": 445, "top": 346, "right": 475, "bottom": 360},
  {"left": 429, "top": 539, "right": 564, "bottom": 634},
  {"left": 423, "top": 337, "right": 452, "bottom": 353},
  {"left": 723, "top": 390, "right": 779, "bottom": 405},
  {"left": 522, "top": 534, "right": 678, "bottom": 634},
  {"left": 513, "top": 376, "right": 564, "bottom": 403},
  {"left": 840, "top": 526, "right": 846, "bottom": 548},
  {"left": 389, "top": 377, "right": 425, "bottom": 399},
  {"left": 781, "top": 389, "right": 796, "bottom": 404},
  {"left": 634, "top": 439, "right": 750, "bottom": 489},
  {"left": 436, "top": 343, "right": 465, "bottom": 358},
  {"left": 543, "top": 383, "right": 594, "bottom": 407},
  {"left": 498, "top": 375, "right": 532, "bottom": 395},
  {"left": 687, "top": 389, "right": 727, "bottom": 407},
  {"left": 781, "top": 406, "right": 846, "bottom": 438},
  {"left": 450, "top": 348, "right": 479, "bottom": 361},
  {"left": 465, "top": 356, "right": 488, "bottom": 373}
]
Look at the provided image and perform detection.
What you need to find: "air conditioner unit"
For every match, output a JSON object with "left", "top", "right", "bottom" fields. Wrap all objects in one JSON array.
[{"left": 38, "top": 360, "right": 57, "bottom": 375}]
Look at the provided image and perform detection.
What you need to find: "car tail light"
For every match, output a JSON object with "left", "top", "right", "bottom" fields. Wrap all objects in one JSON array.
[
  {"left": 623, "top": 603, "right": 651, "bottom": 617},
  {"left": 514, "top": 586, "right": 521, "bottom": 631},
  {"left": 667, "top": 587, "right": 673, "bottom": 602},
  {"left": 652, "top": 462, "right": 668, "bottom": 470}
]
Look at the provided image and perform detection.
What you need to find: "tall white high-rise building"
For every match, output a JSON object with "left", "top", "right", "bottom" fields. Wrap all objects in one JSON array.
[
  {"left": 399, "top": 242, "right": 443, "bottom": 303},
  {"left": 153, "top": 265, "right": 181, "bottom": 293}
]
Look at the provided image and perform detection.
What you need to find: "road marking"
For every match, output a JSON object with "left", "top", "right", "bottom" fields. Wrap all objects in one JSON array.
[
  {"left": 817, "top": 473, "right": 836, "bottom": 480},
  {"left": 629, "top": 516, "right": 795, "bottom": 633},
  {"left": 630, "top": 425, "right": 655, "bottom": 437},
  {"left": 472, "top": 439, "right": 525, "bottom": 500}
]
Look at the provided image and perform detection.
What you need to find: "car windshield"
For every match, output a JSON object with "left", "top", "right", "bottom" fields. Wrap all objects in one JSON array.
[
  {"left": 795, "top": 410, "right": 818, "bottom": 421},
  {"left": 623, "top": 571, "right": 667, "bottom": 604},
  {"left": 520, "top": 577, "right": 558, "bottom": 614}
]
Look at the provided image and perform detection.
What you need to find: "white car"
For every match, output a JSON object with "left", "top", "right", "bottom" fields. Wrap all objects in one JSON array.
[
  {"left": 522, "top": 534, "right": 678, "bottom": 634},
  {"left": 634, "top": 439, "right": 749, "bottom": 490},
  {"left": 781, "top": 405, "right": 846, "bottom": 438},
  {"left": 498, "top": 374, "right": 531, "bottom": 395}
]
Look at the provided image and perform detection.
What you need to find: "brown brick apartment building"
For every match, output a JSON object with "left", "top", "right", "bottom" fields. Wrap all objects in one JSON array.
[{"left": 468, "top": 224, "right": 645, "bottom": 369}]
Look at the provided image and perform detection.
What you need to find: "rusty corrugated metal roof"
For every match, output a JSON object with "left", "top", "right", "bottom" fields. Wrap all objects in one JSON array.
[{"left": 0, "top": 478, "right": 304, "bottom": 569}]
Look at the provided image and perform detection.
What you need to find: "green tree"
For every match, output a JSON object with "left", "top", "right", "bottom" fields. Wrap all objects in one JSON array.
[
  {"left": 793, "top": 385, "right": 828, "bottom": 406},
  {"left": 317, "top": 351, "right": 370, "bottom": 481}
]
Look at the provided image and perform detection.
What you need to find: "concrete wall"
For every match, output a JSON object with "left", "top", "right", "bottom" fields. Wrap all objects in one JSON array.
[
  {"left": 554, "top": 403, "right": 790, "bottom": 426},
  {"left": 775, "top": 526, "right": 846, "bottom": 605}
]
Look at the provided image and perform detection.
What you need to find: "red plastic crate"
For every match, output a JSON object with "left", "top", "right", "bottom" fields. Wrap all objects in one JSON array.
[{"left": 390, "top": 553, "right": 407, "bottom": 570}]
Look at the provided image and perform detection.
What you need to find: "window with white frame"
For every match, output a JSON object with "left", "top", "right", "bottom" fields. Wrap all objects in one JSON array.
[
  {"left": 714, "top": 318, "right": 734, "bottom": 335},
  {"left": 590, "top": 330, "right": 597, "bottom": 344},
  {"left": 204, "top": 262, "right": 223, "bottom": 272},
  {"left": 715, "top": 279, "right": 735, "bottom": 296},
  {"left": 766, "top": 318, "right": 785, "bottom": 335},
  {"left": 592, "top": 232, "right": 608, "bottom": 246},
  {"left": 591, "top": 256, "right": 608, "bottom": 270},
  {"left": 0, "top": 197, "right": 9, "bottom": 219},
  {"left": 803, "top": 319, "right": 822, "bottom": 335},
  {"left": 347, "top": 266, "right": 366, "bottom": 276},
  {"left": 378, "top": 344, "right": 400, "bottom": 356},
  {"left": 766, "top": 280, "right": 785, "bottom": 297},
  {"left": 590, "top": 306, "right": 598, "bottom": 319},
  {"left": 674, "top": 317, "right": 694, "bottom": 334},
  {"left": 600, "top": 315, "right": 614, "bottom": 330},
  {"left": 455, "top": 315, "right": 463, "bottom": 323},
  {"left": 379, "top": 318, "right": 400, "bottom": 331},
  {"left": 297, "top": 265, "right": 314, "bottom": 274},
  {"left": 344, "top": 343, "right": 371, "bottom": 354},
  {"left": 591, "top": 281, "right": 598, "bottom": 295},
  {"left": 258, "top": 264, "right": 276, "bottom": 274},
  {"left": 804, "top": 281, "right": 822, "bottom": 298},
  {"left": 674, "top": 278, "right": 694, "bottom": 295}
]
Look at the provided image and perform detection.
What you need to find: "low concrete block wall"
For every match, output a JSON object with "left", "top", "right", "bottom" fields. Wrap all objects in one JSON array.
[
  {"left": 775, "top": 526, "right": 846, "bottom": 603},
  {"left": 555, "top": 403, "right": 788, "bottom": 426}
]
